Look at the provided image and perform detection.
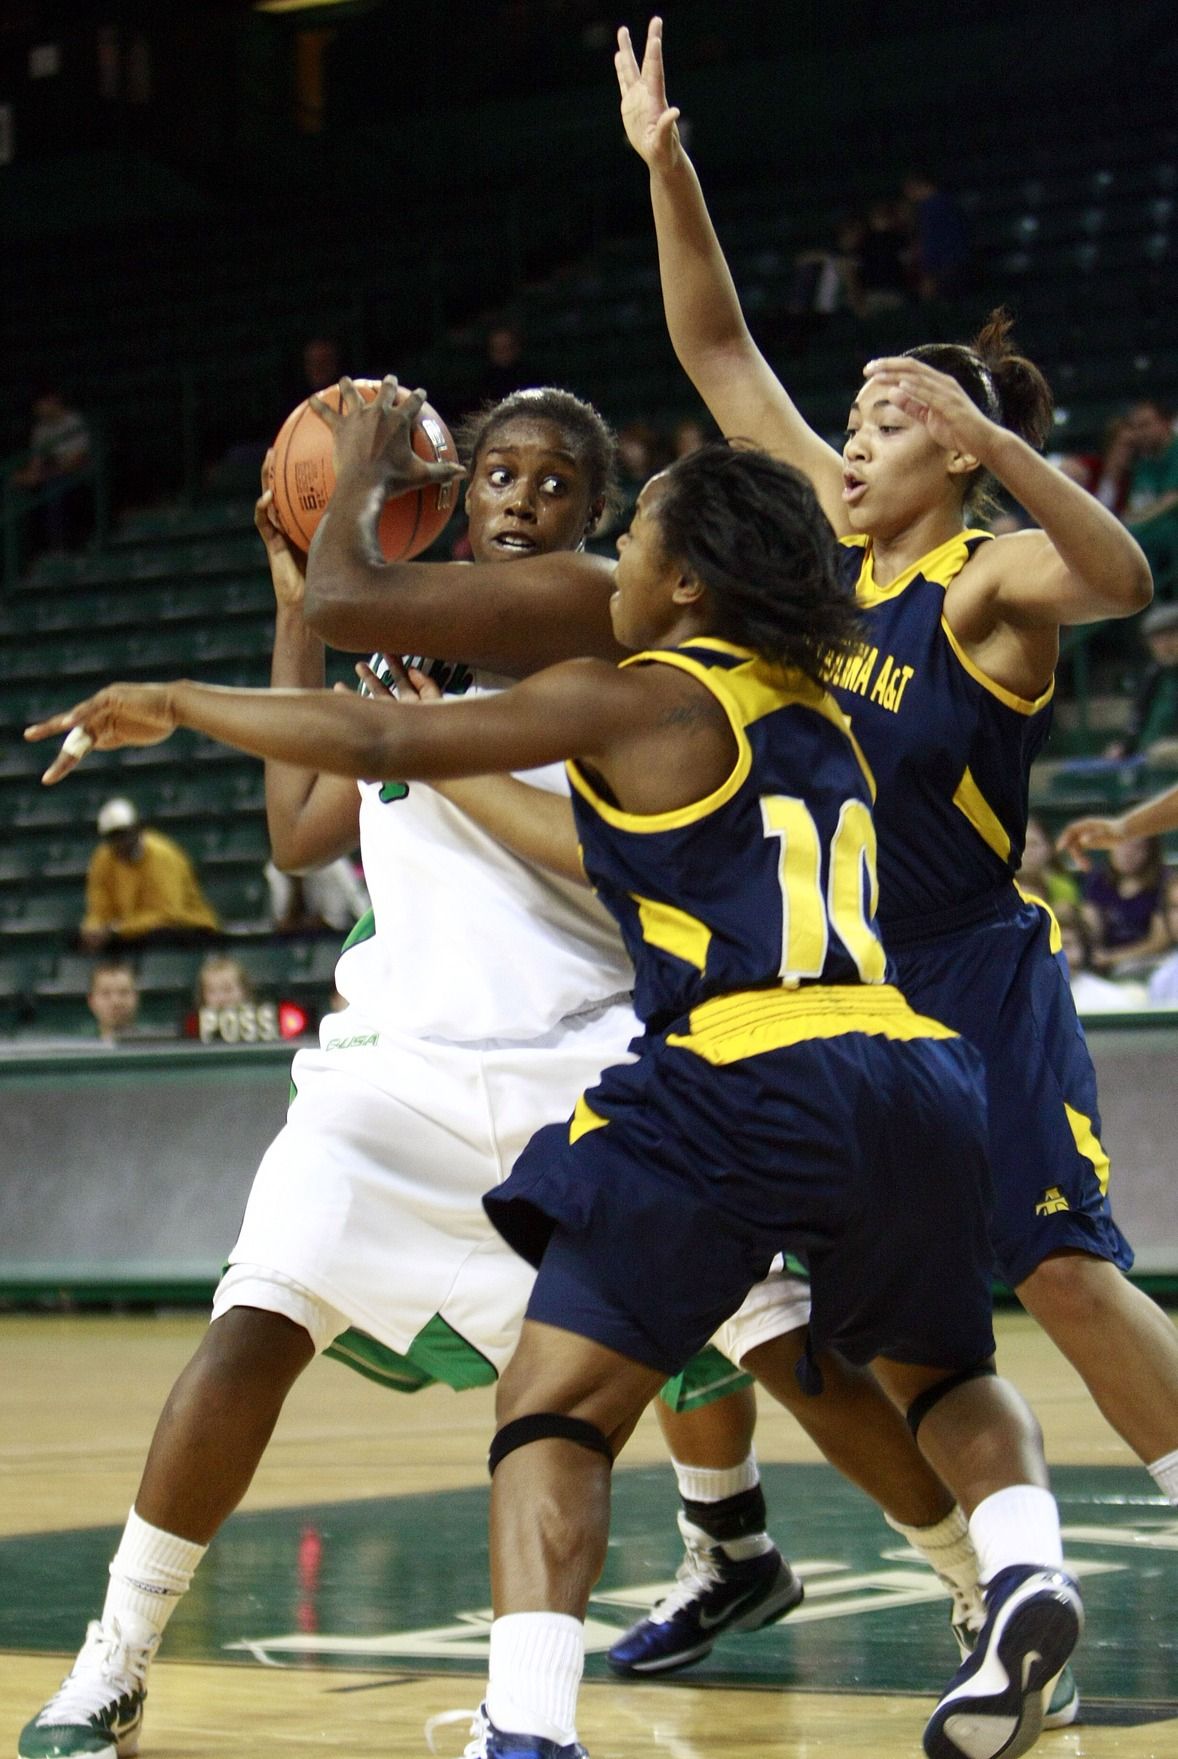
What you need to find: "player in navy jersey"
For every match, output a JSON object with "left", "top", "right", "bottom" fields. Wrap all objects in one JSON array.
[
  {"left": 29, "top": 432, "right": 1080, "bottom": 1759},
  {"left": 610, "top": 18, "right": 1175, "bottom": 1739}
]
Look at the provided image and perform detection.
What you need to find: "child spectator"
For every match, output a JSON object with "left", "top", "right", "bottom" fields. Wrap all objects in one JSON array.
[
  {"left": 1081, "top": 835, "right": 1167, "bottom": 972},
  {"left": 1056, "top": 906, "right": 1147, "bottom": 1013},
  {"left": 1146, "top": 872, "right": 1178, "bottom": 1005},
  {"left": 1017, "top": 814, "right": 1080, "bottom": 909}
]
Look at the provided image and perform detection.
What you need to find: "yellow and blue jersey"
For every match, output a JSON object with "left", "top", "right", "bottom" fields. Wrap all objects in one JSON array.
[
  {"left": 566, "top": 638, "right": 886, "bottom": 1030},
  {"left": 828, "top": 532, "right": 1053, "bottom": 936}
]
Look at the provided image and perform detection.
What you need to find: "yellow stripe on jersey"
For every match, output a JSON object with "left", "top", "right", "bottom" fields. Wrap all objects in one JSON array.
[
  {"left": 666, "top": 982, "right": 958, "bottom": 1066},
  {"left": 952, "top": 765, "right": 1012, "bottom": 861},
  {"left": 1014, "top": 883, "right": 1064, "bottom": 953},
  {"left": 632, "top": 892, "right": 713, "bottom": 970},
  {"left": 566, "top": 649, "right": 753, "bottom": 834},
  {"left": 569, "top": 1094, "right": 609, "bottom": 1145},
  {"left": 720, "top": 656, "right": 878, "bottom": 801},
  {"left": 1064, "top": 1101, "right": 1111, "bottom": 1196},
  {"left": 841, "top": 530, "right": 993, "bottom": 607},
  {"left": 940, "top": 615, "right": 1056, "bottom": 717}
]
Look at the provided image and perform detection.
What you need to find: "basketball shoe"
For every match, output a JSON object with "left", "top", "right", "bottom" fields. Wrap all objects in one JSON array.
[
  {"left": 952, "top": 1599, "right": 1079, "bottom": 1729},
  {"left": 18, "top": 1619, "right": 159, "bottom": 1759},
  {"left": 606, "top": 1512, "right": 804, "bottom": 1675},
  {"left": 924, "top": 1565, "right": 1083, "bottom": 1759},
  {"left": 443, "top": 1706, "right": 586, "bottom": 1759}
]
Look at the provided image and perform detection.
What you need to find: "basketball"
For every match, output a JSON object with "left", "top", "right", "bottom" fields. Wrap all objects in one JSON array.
[{"left": 266, "top": 379, "right": 460, "bottom": 559}]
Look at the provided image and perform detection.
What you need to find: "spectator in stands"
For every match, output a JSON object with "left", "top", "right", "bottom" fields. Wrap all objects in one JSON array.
[
  {"left": 1056, "top": 905, "right": 1147, "bottom": 1013},
  {"left": 1094, "top": 416, "right": 1134, "bottom": 516},
  {"left": 1080, "top": 833, "right": 1168, "bottom": 973},
  {"left": 852, "top": 197, "right": 911, "bottom": 315},
  {"left": 1122, "top": 398, "right": 1178, "bottom": 598},
  {"left": 1105, "top": 602, "right": 1178, "bottom": 760},
  {"left": 591, "top": 419, "right": 661, "bottom": 543},
  {"left": 902, "top": 170, "right": 972, "bottom": 300},
  {"left": 11, "top": 388, "right": 93, "bottom": 553},
  {"left": 1016, "top": 813, "right": 1080, "bottom": 909},
  {"left": 182, "top": 953, "right": 253, "bottom": 1040},
  {"left": 1146, "top": 873, "right": 1178, "bottom": 1005},
  {"left": 463, "top": 321, "right": 531, "bottom": 413},
  {"left": 81, "top": 798, "right": 221, "bottom": 952},
  {"left": 669, "top": 413, "right": 710, "bottom": 458},
  {"left": 86, "top": 957, "right": 141, "bottom": 1047},
  {"left": 263, "top": 854, "right": 370, "bottom": 933},
  {"left": 783, "top": 213, "right": 865, "bottom": 347}
]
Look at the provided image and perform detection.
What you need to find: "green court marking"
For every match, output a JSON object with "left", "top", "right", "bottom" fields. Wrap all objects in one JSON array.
[{"left": 2, "top": 1466, "right": 1175, "bottom": 1722}]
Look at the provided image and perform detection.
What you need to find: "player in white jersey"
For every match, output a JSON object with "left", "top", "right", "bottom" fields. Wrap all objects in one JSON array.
[{"left": 17, "top": 386, "right": 643, "bottom": 1759}]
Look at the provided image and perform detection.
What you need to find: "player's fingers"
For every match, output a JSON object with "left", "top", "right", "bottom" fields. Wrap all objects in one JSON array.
[
  {"left": 615, "top": 26, "right": 638, "bottom": 87},
  {"left": 308, "top": 392, "right": 341, "bottom": 430},
  {"left": 377, "top": 374, "right": 401, "bottom": 413},
  {"left": 338, "top": 376, "right": 364, "bottom": 414},
  {"left": 400, "top": 387, "right": 428, "bottom": 425},
  {"left": 24, "top": 707, "right": 85, "bottom": 743},
  {"left": 425, "top": 460, "right": 468, "bottom": 486},
  {"left": 407, "top": 666, "right": 443, "bottom": 702},
  {"left": 260, "top": 448, "right": 274, "bottom": 491}
]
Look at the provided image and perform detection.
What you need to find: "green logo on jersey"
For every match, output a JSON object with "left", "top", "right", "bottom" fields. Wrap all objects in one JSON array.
[{"left": 379, "top": 781, "right": 409, "bottom": 803}]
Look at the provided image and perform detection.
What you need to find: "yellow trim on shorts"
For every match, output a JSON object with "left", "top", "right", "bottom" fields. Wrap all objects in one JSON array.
[
  {"left": 665, "top": 982, "right": 958, "bottom": 1066},
  {"left": 952, "top": 765, "right": 1013, "bottom": 861},
  {"left": 1064, "top": 1101, "right": 1111, "bottom": 1196},
  {"left": 1014, "top": 882, "right": 1064, "bottom": 953}
]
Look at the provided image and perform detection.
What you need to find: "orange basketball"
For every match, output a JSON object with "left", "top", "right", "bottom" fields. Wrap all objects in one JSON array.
[{"left": 266, "top": 379, "right": 460, "bottom": 559}]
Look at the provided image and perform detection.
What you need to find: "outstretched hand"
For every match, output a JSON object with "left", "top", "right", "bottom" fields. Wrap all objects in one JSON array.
[
  {"left": 309, "top": 375, "right": 466, "bottom": 502},
  {"left": 26, "top": 684, "right": 178, "bottom": 784},
  {"left": 862, "top": 356, "right": 998, "bottom": 463},
  {"left": 616, "top": 17, "right": 681, "bottom": 168},
  {"left": 1055, "top": 814, "right": 1125, "bottom": 870}
]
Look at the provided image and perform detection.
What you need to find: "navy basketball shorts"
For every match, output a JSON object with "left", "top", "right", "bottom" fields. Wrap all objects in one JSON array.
[
  {"left": 889, "top": 892, "right": 1133, "bottom": 1290},
  {"left": 484, "top": 985, "right": 996, "bottom": 1380}
]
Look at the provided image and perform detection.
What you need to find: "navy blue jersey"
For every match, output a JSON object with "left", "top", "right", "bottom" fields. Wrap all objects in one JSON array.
[
  {"left": 828, "top": 533, "right": 1054, "bottom": 934},
  {"left": 567, "top": 638, "right": 886, "bottom": 1030}
]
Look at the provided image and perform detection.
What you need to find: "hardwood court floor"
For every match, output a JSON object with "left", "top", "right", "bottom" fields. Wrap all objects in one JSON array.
[{"left": 2, "top": 1311, "right": 1176, "bottom": 1759}]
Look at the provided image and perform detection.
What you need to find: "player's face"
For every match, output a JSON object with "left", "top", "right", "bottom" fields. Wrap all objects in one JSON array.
[
  {"left": 465, "top": 417, "right": 595, "bottom": 564},
  {"left": 610, "top": 474, "right": 683, "bottom": 648},
  {"left": 842, "top": 383, "right": 960, "bottom": 533}
]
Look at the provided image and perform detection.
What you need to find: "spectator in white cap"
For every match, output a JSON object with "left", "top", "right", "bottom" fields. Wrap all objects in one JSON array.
[{"left": 80, "top": 797, "right": 220, "bottom": 951}]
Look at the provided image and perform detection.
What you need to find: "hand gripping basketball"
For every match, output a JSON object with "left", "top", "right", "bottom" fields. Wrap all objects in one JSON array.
[{"left": 268, "top": 375, "right": 465, "bottom": 559}]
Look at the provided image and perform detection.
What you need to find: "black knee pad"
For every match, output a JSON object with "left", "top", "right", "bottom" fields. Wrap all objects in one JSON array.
[
  {"left": 906, "top": 1362, "right": 997, "bottom": 1439},
  {"left": 488, "top": 1412, "right": 614, "bottom": 1477}
]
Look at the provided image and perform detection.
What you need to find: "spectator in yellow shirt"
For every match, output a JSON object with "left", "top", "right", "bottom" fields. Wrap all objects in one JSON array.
[{"left": 80, "top": 797, "right": 220, "bottom": 951}]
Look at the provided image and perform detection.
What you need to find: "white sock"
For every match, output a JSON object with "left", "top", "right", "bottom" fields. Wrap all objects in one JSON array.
[
  {"left": 968, "top": 1486, "right": 1063, "bottom": 1585},
  {"left": 102, "top": 1507, "right": 208, "bottom": 1648},
  {"left": 884, "top": 1504, "right": 984, "bottom": 1627},
  {"left": 671, "top": 1453, "right": 759, "bottom": 1504},
  {"left": 486, "top": 1612, "right": 583, "bottom": 1746},
  {"left": 1148, "top": 1446, "right": 1178, "bottom": 1503}
]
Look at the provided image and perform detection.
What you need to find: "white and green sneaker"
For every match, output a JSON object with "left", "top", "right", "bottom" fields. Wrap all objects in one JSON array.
[
  {"left": 951, "top": 1602, "right": 1079, "bottom": 1730},
  {"left": 18, "top": 1620, "right": 159, "bottom": 1759}
]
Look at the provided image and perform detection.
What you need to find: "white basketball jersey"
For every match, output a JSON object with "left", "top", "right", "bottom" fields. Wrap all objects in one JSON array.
[{"left": 334, "top": 676, "right": 634, "bottom": 1043}]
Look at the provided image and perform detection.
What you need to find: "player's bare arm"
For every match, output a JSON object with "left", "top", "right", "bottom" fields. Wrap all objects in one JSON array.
[
  {"left": 257, "top": 458, "right": 363, "bottom": 872},
  {"left": 26, "top": 659, "right": 735, "bottom": 816},
  {"left": 304, "top": 377, "right": 622, "bottom": 673},
  {"left": 616, "top": 17, "right": 846, "bottom": 527},
  {"left": 1058, "top": 782, "right": 1178, "bottom": 869}
]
